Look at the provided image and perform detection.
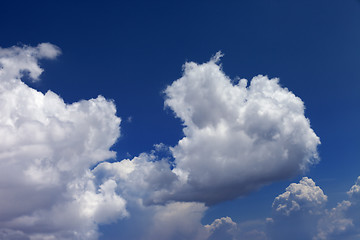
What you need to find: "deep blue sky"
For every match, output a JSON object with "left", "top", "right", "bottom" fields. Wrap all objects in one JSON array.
[{"left": 1, "top": 0, "right": 360, "bottom": 238}]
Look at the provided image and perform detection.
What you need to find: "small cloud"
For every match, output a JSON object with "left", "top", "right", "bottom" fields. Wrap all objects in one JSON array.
[
  {"left": 272, "top": 177, "right": 327, "bottom": 216},
  {"left": 268, "top": 176, "right": 360, "bottom": 240},
  {"left": 347, "top": 176, "right": 360, "bottom": 197},
  {"left": 126, "top": 116, "right": 132, "bottom": 123},
  {"left": 162, "top": 55, "right": 320, "bottom": 204}
]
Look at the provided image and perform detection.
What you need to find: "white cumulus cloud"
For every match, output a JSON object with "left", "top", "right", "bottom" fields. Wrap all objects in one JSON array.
[
  {"left": 268, "top": 176, "right": 360, "bottom": 240},
  {"left": 0, "top": 43, "right": 126, "bottom": 239},
  {"left": 315, "top": 200, "right": 353, "bottom": 240},
  {"left": 272, "top": 177, "right": 327, "bottom": 216},
  {"left": 0, "top": 45, "right": 325, "bottom": 239},
  {"left": 348, "top": 176, "right": 360, "bottom": 197},
  {"left": 162, "top": 53, "right": 320, "bottom": 204}
]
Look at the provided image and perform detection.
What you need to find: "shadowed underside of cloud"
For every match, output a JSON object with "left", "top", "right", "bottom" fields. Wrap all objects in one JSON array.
[{"left": 0, "top": 44, "right": 322, "bottom": 239}]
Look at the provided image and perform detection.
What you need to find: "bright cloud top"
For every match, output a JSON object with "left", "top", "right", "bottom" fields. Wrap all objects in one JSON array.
[
  {"left": 163, "top": 52, "right": 320, "bottom": 204},
  {"left": 272, "top": 177, "right": 327, "bottom": 216},
  {"left": 0, "top": 44, "right": 321, "bottom": 239},
  {"left": 0, "top": 44, "right": 126, "bottom": 239},
  {"left": 268, "top": 177, "right": 360, "bottom": 240}
]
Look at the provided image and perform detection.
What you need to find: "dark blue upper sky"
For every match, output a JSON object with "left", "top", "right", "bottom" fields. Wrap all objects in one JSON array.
[{"left": 1, "top": 0, "right": 360, "bottom": 238}]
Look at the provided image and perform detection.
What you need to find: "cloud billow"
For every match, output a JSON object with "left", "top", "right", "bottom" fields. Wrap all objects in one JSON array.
[
  {"left": 0, "top": 44, "right": 126, "bottom": 239},
  {"left": 208, "top": 176, "right": 360, "bottom": 240},
  {"left": 267, "top": 177, "right": 360, "bottom": 240},
  {"left": 0, "top": 44, "right": 322, "bottom": 239},
  {"left": 162, "top": 52, "right": 320, "bottom": 204}
]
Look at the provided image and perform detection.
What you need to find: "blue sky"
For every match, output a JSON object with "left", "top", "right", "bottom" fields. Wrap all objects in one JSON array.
[{"left": 0, "top": 0, "right": 360, "bottom": 239}]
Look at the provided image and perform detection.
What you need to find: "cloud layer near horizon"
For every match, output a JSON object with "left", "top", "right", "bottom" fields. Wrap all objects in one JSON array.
[{"left": 0, "top": 44, "right": 324, "bottom": 239}]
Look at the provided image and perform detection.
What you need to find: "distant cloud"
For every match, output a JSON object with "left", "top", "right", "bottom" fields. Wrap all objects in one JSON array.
[
  {"left": 0, "top": 43, "right": 60, "bottom": 81},
  {"left": 268, "top": 177, "right": 360, "bottom": 240},
  {"left": 272, "top": 177, "right": 327, "bottom": 216},
  {"left": 315, "top": 200, "right": 353, "bottom": 240},
  {"left": 206, "top": 216, "right": 238, "bottom": 240},
  {"left": 348, "top": 176, "right": 360, "bottom": 197}
]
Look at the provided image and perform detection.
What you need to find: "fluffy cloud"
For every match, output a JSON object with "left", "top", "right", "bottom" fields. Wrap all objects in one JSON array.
[
  {"left": 92, "top": 52, "right": 321, "bottom": 209},
  {"left": 348, "top": 176, "right": 360, "bottom": 197},
  {"left": 0, "top": 44, "right": 324, "bottom": 239},
  {"left": 315, "top": 176, "right": 360, "bottom": 240},
  {"left": 205, "top": 217, "right": 267, "bottom": 240},
  {"left": 145, "top": 202, "right": 208, "bottom": 240},
  {"left": 315, "top": 200, "right": 353, "bottom": 240},
  {"left": 0, "top": 43, "right": 60, "bottom": 81},
  {"left": 162, "top": 52, "right": 320, "bottom": 204},
  {"left": 0, "top": 44, "right": 126, "bottom": 239},
  {"left": 268, "top": 177, "right": 327, "bottom": 239},
  {"left": 203, "top": 177, "right": 360, "bottom": 240},
  {"left": 87, "top": 52, "right": 322, "bottom": 238},
  {"left": 272, "top": 177, "right": 327, "bottom": 216},
  {"left": 268, "top": 176, "right": 360, "bottom": 240},
  {"left": 206, "top": 216, "right": 238, "bottom": 240}
]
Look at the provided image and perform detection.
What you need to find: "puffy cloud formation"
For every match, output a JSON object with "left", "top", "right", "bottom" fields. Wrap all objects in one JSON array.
[
  {"left": 145, "top": 202, "right": 208, "bottom": 240},
  {"left": 205, "top": 216, "right": 238, "bottom": 240},
  {"left": 205, "top": 217, "right": 267, "bottom": 240},
  {"left": 201, "top": 177, "right": 360, "bottom": 240},
  {"left": 272, "top": 177, "right": 327, "bottom": 216},
  {"left": 92, "top": 52, "right": 321, "bottom": 208},
  {"left": 163, "top": 52, "right": 320, "bottom": 204},
  {"left": 268, "top": 177, "right": 327, "bottom": 239},
  {"left": 348, "top": 176, "right": 360, "bottom": 197},
  {"left": 0, "top": 44, "right": 126, "bottom": 239},
  {"left": 315, "top": 200, "right": 353, "bottom": 240},
  {"left": 0, "top": 44, "right": 324, "bottom": 239},
  {"left": 268, "top": 176, "right": 360, "bottom": 240},
  {"left": 0, "top": 43, "right": 60, "bottom": 81}
]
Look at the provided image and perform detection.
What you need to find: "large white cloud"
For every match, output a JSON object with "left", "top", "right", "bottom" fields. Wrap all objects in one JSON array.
[
  {"left": 0, "top": 44, "right": 325, "bottom": 239},
  {"left": 90, "top": 52, "right": 322, "bottom": 238},
  {"left": 162, "top": 52, "right": 320, "bottom": 204},
  {"left": 0, "top": 44, "right": 126, "bottom": 239},
  {"left": 88, "top": 53, "right": 321, "bottom": 239}
]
